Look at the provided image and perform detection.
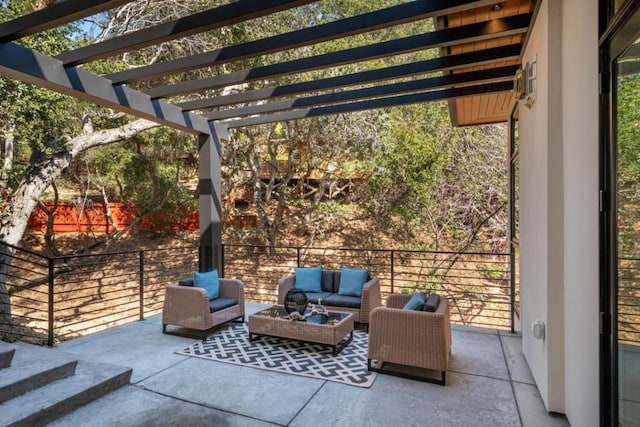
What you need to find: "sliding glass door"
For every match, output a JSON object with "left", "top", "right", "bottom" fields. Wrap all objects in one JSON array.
[
  {"left": 615, "top": 33, "right": 640, "bottom": 425},
  {"left": 602, "top": 2, "right": 640, "bottom": 425}
]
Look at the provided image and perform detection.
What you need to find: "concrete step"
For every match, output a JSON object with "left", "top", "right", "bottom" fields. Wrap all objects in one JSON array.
[
  {"left": 0, "top": 340, "right": 16, "bottom": 368},
  {"left": 0, "top": 342, "right": 78, "bottom": 404},
  {"left": 0, "top": 360, "right": 132, "bottom": 427},
  {"left": 0, "top": 342, "right": 132, "bottom": 427}
]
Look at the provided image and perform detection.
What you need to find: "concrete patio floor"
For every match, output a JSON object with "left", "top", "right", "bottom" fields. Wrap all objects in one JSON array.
[{"left": 48, "top": 303, "right": 570, "bottom": 427}]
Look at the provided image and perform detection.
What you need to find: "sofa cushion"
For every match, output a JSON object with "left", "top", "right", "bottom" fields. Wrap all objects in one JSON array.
[
  {"left": 338, "top": 267, "right": 369, "bottom": 297},
  {"left": 304, "top": 291, "right": 334, "bottom": 305},
  {"left": 403, "top": 292, "right": 427, "bottom": 311},
  {"left": 193, "top": 270, "right": 219, "bottom": 300},
  {"left": 294, "top": 266, "right": 323, "bottom": 293},
  {"left": 178, "top": 278, "right": 194, "bottom": 287},
  {"left": 332, "top": 271, "right": 343, "bottom": 293},
  {"left": 423, "top": 294, "right": 441, "bottom": 312},
  {"left": 209, "top": 297, "right": 238, "bottom": 313},
  {"left": 321, "top": 270, "right": 334, "bottom": 293},
  {"left": 323, "top": 293, "right": 362, "bottom": 309}
]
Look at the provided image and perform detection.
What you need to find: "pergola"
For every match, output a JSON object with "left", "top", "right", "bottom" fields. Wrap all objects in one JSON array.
[{"left": 0, "top": 0, "right": 535, "bottom": 271}]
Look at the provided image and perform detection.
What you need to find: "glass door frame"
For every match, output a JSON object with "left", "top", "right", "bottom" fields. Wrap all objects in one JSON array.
[
  {"left": 509, "top": 105, "right": 519, "bottom": 333},
  {"left": 600, "top": 1, "right": 640, "bottom": 425}
]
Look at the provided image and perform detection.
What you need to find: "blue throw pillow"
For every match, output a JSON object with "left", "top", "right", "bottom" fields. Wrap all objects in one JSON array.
[
  {"left": 294, "top": 266, "right": 322, "bottom": 293},
  {"left": 403, "top": 292, "right": 427, "bottom": 311},
  {"left": 338, "top": 267, "right": 369, "bottom": 297},
  {"left": 193, "top": 270, "right": 219, "bottom": 300}
]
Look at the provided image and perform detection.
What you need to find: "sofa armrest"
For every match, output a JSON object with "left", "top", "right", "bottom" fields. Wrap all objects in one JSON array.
[
  {"left": 368, "top": 298, "right": 451, "bottom": 371},
  {"left": 359, "top": 276, "right": 381, "bottom": 324},
  {"left": 277, "top": 273, "right": 296, "bottom": 305},
  {"left": 162, "top": 284, "right": 211, "bottom": 330}
]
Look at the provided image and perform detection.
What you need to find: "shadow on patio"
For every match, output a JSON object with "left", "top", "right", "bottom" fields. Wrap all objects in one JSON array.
[{"left": 44, "top": 302, "right": 568, "bottom": 427}]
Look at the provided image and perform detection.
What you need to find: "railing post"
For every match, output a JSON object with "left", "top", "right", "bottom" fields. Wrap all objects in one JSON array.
[
  {"left": 139, "top": 251, "right": 144, "bottom": 321},
  {"left": 296, "top": 247, "right": 301, "bottom": 267},
  {"left": 390, "top": 250, "right": 395, "bottom": 294},
  {"left": 510, "top": 249, "right": 515, "bottom": 333},
  {"left": 48, "top": 258, "right": 54, "bottom": 347},
  {"left": 220, "top": 244, "right": 225, "bottom": 277}
]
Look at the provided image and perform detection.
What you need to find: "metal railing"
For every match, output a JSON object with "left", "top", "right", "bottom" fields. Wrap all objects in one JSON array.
[
  {"left": 617, "top": 257, "right": 640, "bottom": 346},
  {"left": 0, "top": 242, "right": 198, "bottom": 345},
  {"left": 1, "top": 242, "right": 514, "bottom": 346},
  {"left": 222, "top": 244, "right": 513, "bottom": 331}
]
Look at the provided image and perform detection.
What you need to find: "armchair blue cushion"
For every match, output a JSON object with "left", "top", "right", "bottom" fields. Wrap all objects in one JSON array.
[
  {"left": 403, "top": 292, "right": 427, "bottom": 311},
  {"left": 193, "top": 270, "right": 220, "bottom": 300}
]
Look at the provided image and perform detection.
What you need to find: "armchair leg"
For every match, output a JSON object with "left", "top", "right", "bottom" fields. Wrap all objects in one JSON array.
[{"left": 367, "top": 359, "right": 447, "bottom": 386}]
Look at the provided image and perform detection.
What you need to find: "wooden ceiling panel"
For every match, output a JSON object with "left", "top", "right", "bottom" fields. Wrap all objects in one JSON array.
[{"left": 442, "top": 0, "right": 534, "bottom": 125}]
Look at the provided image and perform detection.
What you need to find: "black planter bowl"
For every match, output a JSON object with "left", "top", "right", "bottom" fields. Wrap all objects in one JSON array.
[{"left": 284, "top": 288, "right": 308, "bottom": 314}]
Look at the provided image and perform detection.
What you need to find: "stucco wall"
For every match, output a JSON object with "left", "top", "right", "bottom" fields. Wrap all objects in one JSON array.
[
  {"left": 561, "top": 0, "right": 600, "bottom": 424},
  {"left": 519, "top": 0, "right": 600, "bottom": 423},
  {"left": 519, "top": 0, "right": 561, "bottom": 411}
]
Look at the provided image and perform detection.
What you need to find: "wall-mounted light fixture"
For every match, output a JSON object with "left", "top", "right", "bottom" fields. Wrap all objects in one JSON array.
[
  {"left": 525, "top": 56, "right": 537, "bottom": 109},
  {"left": 491, "top": 3, "right": 503, "bottom": 12},
  {"left": 514, "top": 56, "right": 537, "bottom": 108},
  {"left": 514, "top": 67, "right": 526, "bottom": 100}
]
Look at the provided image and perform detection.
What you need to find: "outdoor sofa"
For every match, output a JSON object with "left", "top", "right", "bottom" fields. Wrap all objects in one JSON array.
[
  {"left": 277, "top": 266, "right": 381, "bottom": 328},
  {"left": 367, "top": 293, "right": 451, "bottom": 385},
  {"left": 162, "top": 272, "right": 244, "bottom": 340}
]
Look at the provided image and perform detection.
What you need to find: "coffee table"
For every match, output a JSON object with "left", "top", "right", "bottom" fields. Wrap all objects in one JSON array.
[{"left": 248, "top": 305, "right": 354, "bottom": 356}]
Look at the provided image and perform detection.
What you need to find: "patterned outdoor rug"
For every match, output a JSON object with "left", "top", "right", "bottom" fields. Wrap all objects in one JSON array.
[{"left": 176, "top": 323, "right": 377, "bottom": 388}]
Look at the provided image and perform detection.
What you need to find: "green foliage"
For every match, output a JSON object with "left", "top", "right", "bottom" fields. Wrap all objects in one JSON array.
[
  {"left": 0, "top": 0, "right": 84, "bottom": 183},
  {"left": 71, "top": 127, "right": 198, "bottom": 227},
  {"left": 616, "top": 74, "right": 640, "bottom": 257},
  {"left": 361, "top": 101, "right": 507, "bottom": 251}
]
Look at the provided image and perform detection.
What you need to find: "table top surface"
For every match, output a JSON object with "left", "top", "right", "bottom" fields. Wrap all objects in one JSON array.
[{"left": 250, "top": 305, "right": 351, "bottom": 325}]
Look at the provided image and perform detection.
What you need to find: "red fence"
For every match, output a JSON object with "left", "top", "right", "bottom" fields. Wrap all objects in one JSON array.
[{"left": 28, "top": 202, "right": 199, "bottom": 233}]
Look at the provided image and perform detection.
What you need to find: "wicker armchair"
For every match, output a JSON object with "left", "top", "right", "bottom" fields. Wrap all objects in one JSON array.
[
  {"left": 162, "top": 277, "right": 245, "bottom": 340},
  {"left": 367, "top": 293, "right": 451, "bottom": 385}
]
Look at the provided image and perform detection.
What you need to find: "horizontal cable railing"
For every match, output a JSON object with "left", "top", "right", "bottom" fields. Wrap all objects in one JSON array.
[
  {"left": 617, "top": 257, "right": 640, "bottom": 346},
  {"left": 0, "top": 242, "right": 198, "bottom": 345},
  {"left": 223, "top": 244, "right": 513, "bottom": 330},
  {"left": 1, "top": 241, "right": 513, "bottom": 345},
  {"left": 0, "top": 245, "right": 51, "bottom": 345}
]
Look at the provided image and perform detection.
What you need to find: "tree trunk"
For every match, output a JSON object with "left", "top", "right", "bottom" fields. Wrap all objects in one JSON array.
[
  {"left": 1, "top": 123, "right": 16, "bottom": 190},
  {"left": 0, "top": 118, "right": 160, "bottom": 319},
  {"left": 37, "top": 181, "right": 61, "bottom": 256}
]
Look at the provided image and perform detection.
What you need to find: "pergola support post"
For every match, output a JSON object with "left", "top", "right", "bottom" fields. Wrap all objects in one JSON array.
[{"left": 198, "top": 122, "right": 228, "bottom": 272}]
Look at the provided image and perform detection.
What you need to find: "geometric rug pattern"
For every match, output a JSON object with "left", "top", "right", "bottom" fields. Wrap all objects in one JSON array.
[{"left": 176, "top": 323, "right": 377, "bottom": 388}]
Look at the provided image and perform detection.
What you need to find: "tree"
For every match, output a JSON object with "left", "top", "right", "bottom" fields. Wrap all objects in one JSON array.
[
  {"left": 361, "top": 101, "right": 508, "bottom": 253},
  {"left": 0, "top": 118, "right": 162, "bottom": 319},
  {"left": 0, "top": 0, "right": 282, "bottom": 321},
  {"left": 0, "top": 1, "right": 166, "bottom": 321}
]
